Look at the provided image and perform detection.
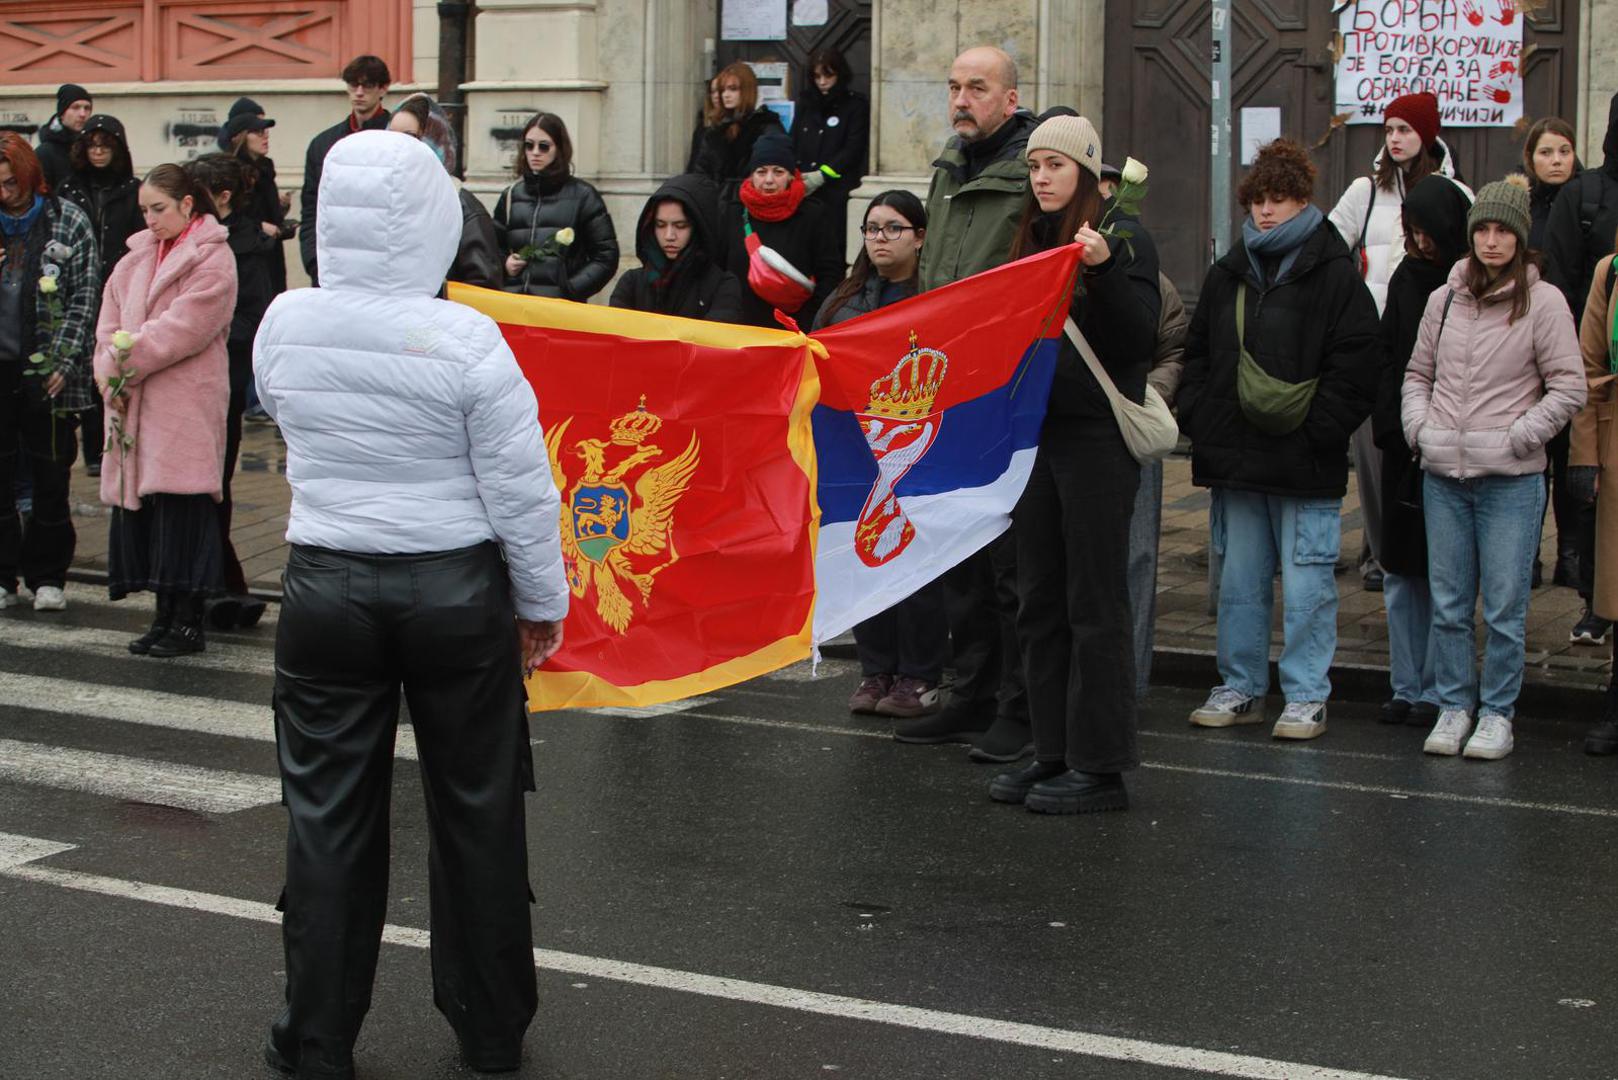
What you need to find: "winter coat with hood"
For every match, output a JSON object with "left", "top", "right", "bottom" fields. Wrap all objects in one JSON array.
[
  {"left": 1401, "top": 261, "right": 1585, "bottom": 480},
  {"left": 1177, "top": 217, "right": 1382, "bottom": 499},
  {"left": 1568, "top": 254, "right": 1618, "bottom": 619},
  {"left": 692, "top": 109, "right": 787, "bottom": 189},
  {"left": 610, "top": 174, "right": 743, "bottom": 322},
  {"left": 790, "top": 83, "right": 869, "bottom": 199},
  {"left": 719, "top": 189, "right": 845, "bottom": 328},
  {"left": 812, "top": 269, "right": 915, "bottom": 331},
  {"left": 1328, "top": 139, "right": 1468, "bottom": 314},
  {"left": 1372, "top": 174, "right": 1473, "bottom": 577},
  {"left": 254, "top": 131, "right": 567, "bottom": 622},
  {"left": 299, "top": 107, "right": 391, "bottom": 285},
  {"left": 55, "top": 116, "right": 142, "bottom": 283},
  {"left": 492, "top": 171, "right": 618, "bottom": 301},
  {"left": 94, "top": 214, "right": 237, "bottom": 510},
  {"left": 219, "top": 207, "right": 279, "bottom": 350},
  {"left": 1545, "top": 93, "right": 1618, "bottom": 320},
  {"left": 918, "top": 111, "right": 1037, "bottom": 293},
  {"left": 33, "top": 114, "right": 76, "bottom": 192}
]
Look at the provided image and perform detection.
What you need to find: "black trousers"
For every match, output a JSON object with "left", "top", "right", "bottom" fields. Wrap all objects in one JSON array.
[
  {"left": 942, "top": 530, "right": 1026, "bottom": 721},
  {"left": 271, "top": 542, "right": 537, "bottom": 1075},
  {"left": 0, "top": 363, "right": 76, "bottom": 592},
  {"left": 1014, "top": 425, "right": 1140, "bottom": 773},
  {"left": 219, "top": 340, "right": 251, "bottom": 596},
  {"left": 853, "top": 577, "right": 948, "bottom": 682}
]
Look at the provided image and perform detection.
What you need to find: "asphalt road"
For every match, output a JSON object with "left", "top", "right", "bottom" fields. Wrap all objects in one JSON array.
[{"left": 1, "top": 583, "right": 1615, "bottom": 1080}]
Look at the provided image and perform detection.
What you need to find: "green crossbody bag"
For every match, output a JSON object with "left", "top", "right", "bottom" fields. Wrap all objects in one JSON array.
[{"left": 1235, "top": 282, "right": 1318, "bottom": 436}]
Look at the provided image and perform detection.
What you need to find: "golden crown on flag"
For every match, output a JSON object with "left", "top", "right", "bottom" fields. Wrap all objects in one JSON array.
[
  {"left": 609, "top": 395, "right": 665, "bottom": 445},
  {"left": 867, "top": 332, "right": 948, "bottom": 420}
]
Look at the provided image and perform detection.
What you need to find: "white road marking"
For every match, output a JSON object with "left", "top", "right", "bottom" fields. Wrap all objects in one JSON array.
[
  {"left": 585, "top": 697, "right": 719, "bottom": 718},
  {"left": 49, "top": 582, "right": 281, "bottom": 626},
  {"left": 0, "top": 740, "right": 280, "bottom": 813},
  {"left": 0, "top": 833, "right": 1414, "bottom": 1080},
  {"left": 0, "top": 619, "right": 275, "bottom": 677},
  {"left": 1139, "top": 728, "right": 1407, "bottom": 763},
  {"left": 0, "top": 673, "right": 419, "bottom": 761}
]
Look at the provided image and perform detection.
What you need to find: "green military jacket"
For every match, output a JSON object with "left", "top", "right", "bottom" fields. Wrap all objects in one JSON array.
[{"left": 917, "top": 112, "right": 1036, "bottom": 293}]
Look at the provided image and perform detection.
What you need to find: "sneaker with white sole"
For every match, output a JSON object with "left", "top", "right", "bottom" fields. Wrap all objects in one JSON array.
[
  {"left": 1272, "top": 700, "right": 1327, "bottom": 740},
  {"left": 0, "top": 589, "right": 18, "bottom": 609},
  {"left": 32, "top": 585, "right": 66, "bottom": 612},
  {"left": 1463, "top": 713, "right": 1513, "bottom": 760},
  {"left": 1423, "top": 709, "right": 1473, "bottom": 756},
  {"left": 1189, "top": 686, "right": 1260, "bottom": 727}
]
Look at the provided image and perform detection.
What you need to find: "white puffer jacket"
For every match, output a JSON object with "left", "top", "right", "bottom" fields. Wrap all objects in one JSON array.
[
  {"left": 254, "top": 130, "right": 568, "bottom": 621},
  {"left": 1328, "top": 139, "right": 1470, "bottom": 315}
]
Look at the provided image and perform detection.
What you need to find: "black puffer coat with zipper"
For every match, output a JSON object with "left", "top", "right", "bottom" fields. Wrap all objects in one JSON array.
[
  {"left": 492, "top": 172, "right": 619, "bottom": 300},
  {"left": 56, "top": 168, "right": 142, "bottom": 282},
  {"left": 609, "top": 174, "right": 743, "bottom": 322},
  {"left": 1177, "top": 218, "right": 1382, "bottom": 498}
]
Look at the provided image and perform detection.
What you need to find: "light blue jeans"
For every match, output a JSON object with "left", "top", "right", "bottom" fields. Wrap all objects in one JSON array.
[
  {"left": 1211, "top": 489, "right": 1341, "bottom": 702},
  {"left": 1423, "top": 472, "right": 1545, "bottom": 718},
  {"left": 1383, "top": 572, "right": 1438, "bottom": 706},
  {"left": 1126, "top": 458, "right": 1164, "bottom": 699}
]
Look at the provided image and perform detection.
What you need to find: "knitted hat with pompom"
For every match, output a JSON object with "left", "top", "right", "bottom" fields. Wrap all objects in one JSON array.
[{"left": 1467, "top": 173, "right": 1531, "bottom": 248}]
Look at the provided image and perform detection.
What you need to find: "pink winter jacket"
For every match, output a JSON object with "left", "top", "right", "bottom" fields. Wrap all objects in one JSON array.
[
  {"left": 1401, "top": 261, "right": 1585, "bottom": 479},
  {"left": 94, "top": 217, "right": 237, "bottom": 510}
]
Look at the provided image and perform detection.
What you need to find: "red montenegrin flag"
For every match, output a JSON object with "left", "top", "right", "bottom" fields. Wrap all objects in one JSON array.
[{"left": 449, "top": 284, "right": 821, "bottom": 710}]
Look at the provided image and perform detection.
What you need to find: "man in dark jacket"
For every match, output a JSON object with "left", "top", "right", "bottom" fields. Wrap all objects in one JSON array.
[
  {"left": 1544, "top": 92, "right": 1618, "bottom": 321},
  {"left": 610, "top": 174, "right": 743, "bottom": 321},
  {"left": 33, "top": 84, "right": 92, "bottom": 191},
  {"left": 900, "top": 46, "right": 1036, "bottom": 762},
  {"left": 299, "top": 55, "right": 391, "bottom": 285}
]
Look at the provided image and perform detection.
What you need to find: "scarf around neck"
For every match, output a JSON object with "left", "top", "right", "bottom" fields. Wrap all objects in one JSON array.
[
  {"left": 0, "top": 194, "right": 45, "bottom": 238},
  {"left": 1243, "top": 204, "right": 1323, "bottom": 286},
  {"left": 738, "top": 176, "right": 806, "bottom": 222}
]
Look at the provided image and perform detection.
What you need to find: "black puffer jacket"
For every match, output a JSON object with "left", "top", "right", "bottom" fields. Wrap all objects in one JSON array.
[
  {"left": 299, "top": 108, "right": 391, "bottom": 284},
  {"left": 492, "top": 172, "right": 618, "bottom": 300},
  {"left": 719, "top": 194, "right": 846, "bottom": 328},
  {"left": 610, "top": 174, "right": 743, "bottom": 321},
  {"left": 790, "top": 86, "right": 869, "bottom": 196},
  {"left": 1177, "top": 218, "right": 1382, "bottom": 498},
  {"left": 1544, "top": 92, "right": 1618, "bottom": 318},
  {"left": 34, "top": 115, "right": 76, "bottom": 191},
  {"left": 56, "top": 168, "right": 142, "bottom": 281},
  {"left": 692, "top": 109, "right": 786, "bottom": 188},
  {"left": 812, "top": 271, "right": 915, "bottom": 330}
]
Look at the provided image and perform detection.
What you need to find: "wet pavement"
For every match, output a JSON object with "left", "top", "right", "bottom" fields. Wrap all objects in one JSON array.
[{"left": 2, "top": 584, "right": 1616, "bottom": 1079}]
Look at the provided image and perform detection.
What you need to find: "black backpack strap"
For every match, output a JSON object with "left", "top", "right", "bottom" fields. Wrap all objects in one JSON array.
[
  {"left": 1356, "top": 180, "right": 1377, "bottom": 256},
  {"left": 1436, "top": 289, "right": 1456, "bottom": 343}
]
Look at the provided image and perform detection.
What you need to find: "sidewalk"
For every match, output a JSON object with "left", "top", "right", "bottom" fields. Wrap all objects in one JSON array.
[{"left": 66, "top": 426, "right": 1614, "bottom": 701}]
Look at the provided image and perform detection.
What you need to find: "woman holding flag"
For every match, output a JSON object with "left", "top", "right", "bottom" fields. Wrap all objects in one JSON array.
[{"left": 986, "top": 115, "right": 1161, "bottom": 814}]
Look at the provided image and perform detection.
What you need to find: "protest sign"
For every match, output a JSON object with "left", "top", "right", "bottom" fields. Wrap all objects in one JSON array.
[{"left": 1335, "top": 0, "right": 1523, "bottom": 127}]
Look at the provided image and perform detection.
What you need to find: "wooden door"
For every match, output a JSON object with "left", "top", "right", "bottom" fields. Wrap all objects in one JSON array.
[{"left": 715, "top": 0, "right": 872, "bottom": 104}]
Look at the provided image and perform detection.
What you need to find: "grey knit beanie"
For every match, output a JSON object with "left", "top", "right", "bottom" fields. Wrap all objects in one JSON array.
[{"left": 1467, "top": 175, "right": 1531, "bottom": 248}]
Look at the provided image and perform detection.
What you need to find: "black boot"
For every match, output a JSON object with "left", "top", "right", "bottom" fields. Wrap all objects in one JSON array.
[
  {"left": 988, "top": 759, "right": 1066, "bottom": 804},
  {"left": 1554, "top": 544, "right": 1580, "bottom": 588},
  {"left": 128, "top": 592, "right": 175, "bottom": 655},
  {"left": 149, "top": 594, "right": 206, "bottom": 657},
  {"left": 1025, "top": 770, "right": 1129, "bottom": 815},
  {"left": 237, "top": 596, "right": 268, "bottom": 629},
  {"left": 968, "top": 714, "right": 1034, "bottom": 763},
  {"left": 1379, "top": 698, "right": 1413, "bottom": 725}
]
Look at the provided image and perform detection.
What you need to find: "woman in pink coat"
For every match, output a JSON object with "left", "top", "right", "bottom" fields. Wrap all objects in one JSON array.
[{"left": 94, "top": 161, "right": 236, "bottom": 657}]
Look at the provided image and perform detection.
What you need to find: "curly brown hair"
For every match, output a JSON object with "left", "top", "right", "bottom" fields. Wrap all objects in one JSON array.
[{"left": 1237, "top": 138, "right": 1316, "bottom": 208}]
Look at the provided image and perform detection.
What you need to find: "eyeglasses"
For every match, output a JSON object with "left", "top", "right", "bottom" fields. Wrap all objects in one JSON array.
[
  {"left": 524, "top": 140, "right": 554, "bottom": 153},
  {"left": 861, "top": 223, "right": 916, "bottom": 240}
]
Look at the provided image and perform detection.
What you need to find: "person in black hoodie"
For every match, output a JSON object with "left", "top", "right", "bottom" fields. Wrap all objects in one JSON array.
[
  {"left": 492, "top": 111, "right": 617, "bottom": 300},
  {"left": 692, "top": 62, "right": 786, "bottom": 198},
  {"left": 33, "top": 83, "right": 92, "bottom": 191},
  {"left": 982, "top": 116, "right": 1160, "bottom": 815},
  {"left": 1545, "top": 94, "right": 1618, "bottom": 324},
  {"left": 1371, "top": 173, "right": 1472, "bottom": 729},
  {"left": 610, "top": 174, "right": 742, "bottom": 321},
  {"left": 720, "top": 132, "right": 845, "bottom": 328},
  {"left": 57, "top": 114, "right": 141, "bottom": 477},
  {"left": 791, "top": 47, "right": 869, "bottom": 250},
  {"left": 1177, "top": 139, "right": 1381, "bottom": 742},
  {"left": 300, "top": 55, "right": 391, "bottom": 286}
]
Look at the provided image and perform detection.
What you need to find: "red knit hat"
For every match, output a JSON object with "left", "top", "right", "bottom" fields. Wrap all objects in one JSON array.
[{"left": 1383, "top": 92, "right": 1440, "bottom": 149}]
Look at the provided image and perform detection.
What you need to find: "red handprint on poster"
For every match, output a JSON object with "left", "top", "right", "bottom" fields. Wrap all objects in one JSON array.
[
  {"left": 1495, "top": 0, "right": 1517, "bottom": 24},
  {"left": 1488, "top": 59, "right": 1517, "bottom": 78},
  {"left": 1461, "top": 0, "right": 1486, "bottom": 25},
  {"left": 1483, "top": 82, "right": 1513, "bottom": 104}
]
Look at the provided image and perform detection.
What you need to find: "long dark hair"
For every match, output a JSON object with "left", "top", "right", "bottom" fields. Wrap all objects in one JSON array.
[
  {"left": 69, "top": 126, "right": 133, "bottom": 180},
  {"left": 1008, "top": 165, "right": 1103, "bottom": 262},
  {"left": 1462, "top": 230, "right": 1542, "bottom": 325},
  {"left": 514, "top": 112, "right": 573, "bottom": 179},
  {"left": 806, "top": 47, "right": 853, "bottom": 94},
  {"left": 186, "top": 153, "right": 255, "bottom": 215},
  {"left": 820, "top": 190, "right": 927, "bottom": 322},
  {"left": 143, "top": 162, "right": 220, "bottom": 220},
  {"left": 1375, "top": 141, "right": 1439, "bottom": 193}
]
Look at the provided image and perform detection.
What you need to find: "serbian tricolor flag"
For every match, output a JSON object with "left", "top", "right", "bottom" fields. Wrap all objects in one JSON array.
[
  {"left": 449, "top": 284, "right": 823, "bottom": 710},
  {"left": 808, "top": 244, "right": 1082, "bottom": 641}
]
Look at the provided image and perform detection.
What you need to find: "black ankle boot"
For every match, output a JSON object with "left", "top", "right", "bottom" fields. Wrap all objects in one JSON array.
[
  {"left": 1025, "top": 770, "right": 1129, "bottom": 815},
  {"left": 129, "top": 592, "right": 175, "bottom": 655},
  {"left": 988, "top": 759, "right": 1066, "bottom": 804},
  {"left": 149, "top": 595, "right": 206, "bottom": 658}
]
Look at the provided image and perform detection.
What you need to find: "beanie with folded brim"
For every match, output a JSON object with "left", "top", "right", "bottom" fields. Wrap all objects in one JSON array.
[
  {"left": 1025, "top": 115, "right": 1103, "bottom": 180},
  {"left": 748, "top": 131, "right": 797, "bottom": 174},
  {"left": 1467, "top": 175, "right": 1531, "bottom": 248}
]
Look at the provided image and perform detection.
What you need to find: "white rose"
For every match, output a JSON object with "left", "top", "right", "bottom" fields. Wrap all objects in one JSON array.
[
  {"left": 112, "top": 330, "right": 135, "bottom": 351},
  {"left": 37, "top": 276, "right": 57, "bottom": 295},
  {"left": 555, "top": 227, "right": 575, "bottom": 246},
  {"left": 1121, "top": 157, "right": 1149, "bottom": 186}
]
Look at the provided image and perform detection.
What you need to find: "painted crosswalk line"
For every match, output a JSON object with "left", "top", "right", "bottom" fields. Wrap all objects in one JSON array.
[
  {"left": 0, "top": 619, "right": 274, "bottom": 677},
  {"left": 0, "top": 740, "right": 280, "bottom": 813}
]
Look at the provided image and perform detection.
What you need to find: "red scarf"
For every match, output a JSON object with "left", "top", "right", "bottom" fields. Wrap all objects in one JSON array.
[
  {"left": 156, "top": 215, "right": 203, "bottom": 267},
  {"left": 738, "top": 176, "right": 807, "bottom": 222}
]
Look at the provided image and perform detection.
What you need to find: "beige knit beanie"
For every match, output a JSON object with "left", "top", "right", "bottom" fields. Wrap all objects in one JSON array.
[{"left": 1025, "top": 115, "right": 1103, "bottom": 180}]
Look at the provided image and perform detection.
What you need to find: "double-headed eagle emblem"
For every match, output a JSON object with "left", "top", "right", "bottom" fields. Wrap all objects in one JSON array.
[{"left": 547, "top": 396, "right": 700, "bottom": 633}]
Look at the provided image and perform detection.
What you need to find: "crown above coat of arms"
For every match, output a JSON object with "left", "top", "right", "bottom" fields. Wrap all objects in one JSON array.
[
  {"left": 610, "top": 395, "right": 665, "bottom": 445},
  {"left": 866, "top": 332, "right": 948, "bottom": 420}
]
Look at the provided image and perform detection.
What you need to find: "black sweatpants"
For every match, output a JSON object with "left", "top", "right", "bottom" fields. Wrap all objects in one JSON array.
[
  {"left": 1014, "top": 425, "right": 1140, "bottom": 773},
  {"left": 941, "top": 530, "right": 1026, "bottom": 722},
  {"left": 270, "top": 542, "right": 537, "bottom": 1075},
  {"left": 0, "top": 363, "right": 76, "bottom": 593}
]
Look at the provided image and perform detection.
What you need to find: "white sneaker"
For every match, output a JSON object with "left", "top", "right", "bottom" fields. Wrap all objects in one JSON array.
[
  {"left": 1424, "top": 709, "right": 1473, "bottom": 756},
  {"left": 32, "top": 585, "right": 66, "bottom": 612},
  {"left": 1463, "top": 714, "right": 1514, "bottom": 760},
  {"left": 1272, "top": 700, "right": 1327, "bottom": 740},
  {"left": 1190, "top": 686, "right": 1260, "bottom": 727},
  {"left": 0, "top": 589, "right": 18, "bottom": 609}
]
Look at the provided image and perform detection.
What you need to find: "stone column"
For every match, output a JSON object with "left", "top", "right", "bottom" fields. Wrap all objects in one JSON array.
[{"left": 1583, "top": 0, "right": 1617, "bottom": 165}]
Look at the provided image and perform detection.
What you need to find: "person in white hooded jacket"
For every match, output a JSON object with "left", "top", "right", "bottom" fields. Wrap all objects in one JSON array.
[{"left": 254, "top": 130, "right": 567, "bottom": 1078}]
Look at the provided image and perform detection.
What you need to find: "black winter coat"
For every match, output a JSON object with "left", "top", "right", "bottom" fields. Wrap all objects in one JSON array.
[
  {"left": 692, "top": 109, "right": 786, "bottom": 188},
  {"left": 1529, "top": 168, "right": 1578, "bottom": 254},
  {"left": 452, "top": 188, "right": 502, "bottom": 290},
  {"left": 812, "top": 271, "right": 915, "bottom": 330},
  {"left": 1544, "top": 91, "right": 1618, "bottom": 319},
  {"left": 790, "top": 87, "right": 869, "bottom": 195},
  {"left": 492, "top": 173, "right": 618, "bottom": 300},
  {"left": 221, "top": 209, "right": 279, "bottom": 349},
  {"left": 610, "top": 174, "right": 743, "bottom": 322},
  {"left": 1177, "top": 219, "right": 1382, "bottom": 499},
  {"left": 299, "top": 109, "right": 391, "bottom": 285},
  {"left": 56, "top": 168, "right": 142, "bottom": 281},
  {"left": 34, "top": 116, "right": 75, "bottom": 192},
  {"left": 243, "top": 154, "right": 291, "bottom": 296},
  {"left": 720, "top": 195, "right": 846, "bottom": 328}
]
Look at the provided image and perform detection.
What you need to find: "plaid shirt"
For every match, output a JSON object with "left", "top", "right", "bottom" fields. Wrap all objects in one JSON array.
[{"left": 38, "top": 196, "right": 101, "bottom": 413}]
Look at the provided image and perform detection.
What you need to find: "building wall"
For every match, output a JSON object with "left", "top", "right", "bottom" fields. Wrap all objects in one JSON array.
[{"left": 1582, "top": 0, "right": 1616, "bottom": 165}]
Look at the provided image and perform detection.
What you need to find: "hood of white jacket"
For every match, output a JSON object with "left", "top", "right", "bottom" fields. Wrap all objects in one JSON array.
[{"left": 315, "top": 129, "right": 460, "bottom": 295}]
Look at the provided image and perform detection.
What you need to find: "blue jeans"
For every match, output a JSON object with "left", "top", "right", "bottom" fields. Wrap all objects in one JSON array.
[
  {"left": 1423, "top": 472, "right": 1544, "bottom": 718},
  {"left": 1127, "top": 458, "right": 1163, "bottom": 699},
  {"left": 1211, "top": 489, "right": 1340, "bottom": 702},
  {"left": 1383, "top": 572, "right": 1437, "bottom": 706}
]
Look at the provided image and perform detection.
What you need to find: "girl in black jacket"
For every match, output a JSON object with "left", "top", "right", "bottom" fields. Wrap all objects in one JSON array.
[
  {"left": 1177, "top": 139, "right": 1381, "bottom": 742},
  {"left": 985, "top": 116, "right": 1160, "bottom": 815},
  {"left": 492, "top": 112, "right": 618, "bottom": 300},
  {"left": 692, "top": 62, "right": 786, "bottom": 195},
  {"left": 790, "top": 47, "right": 869, "bottom": 249},
  {"left": 610, "top": 173, "right": 742, "bottom": 321}
]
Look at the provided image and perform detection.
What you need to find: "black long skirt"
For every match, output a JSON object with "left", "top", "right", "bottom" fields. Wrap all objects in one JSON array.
[{"left": 107, "top": 493, "right": 225, "bottom": 600}]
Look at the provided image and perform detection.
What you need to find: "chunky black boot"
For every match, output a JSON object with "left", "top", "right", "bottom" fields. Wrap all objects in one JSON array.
[
  {"left": 149, "top": 594, "right": 206, "bottom": 657},
  {"left": 1025, "top": 770, "right": 1129, "bottom": 815},
  {"left": 988, "top": 759, "right": 1066, "bottom": 804},
  {"left": 128, "top": 592, "right": 175, "bottom": 655}
]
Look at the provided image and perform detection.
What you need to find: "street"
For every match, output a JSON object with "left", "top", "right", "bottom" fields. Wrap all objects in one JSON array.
[{"left": 1, "top": 583, "right": 1616, "bottom": 1080}]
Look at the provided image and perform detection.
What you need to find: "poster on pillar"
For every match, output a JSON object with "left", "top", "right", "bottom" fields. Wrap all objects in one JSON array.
[{"left": 1333, "top": 0, "right": 1524, "bottom": 127}]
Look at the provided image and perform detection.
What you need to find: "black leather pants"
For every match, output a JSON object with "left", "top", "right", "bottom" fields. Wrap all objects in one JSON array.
[{"left": 270, "top": 541, "right": 536, "bottom": 1077}]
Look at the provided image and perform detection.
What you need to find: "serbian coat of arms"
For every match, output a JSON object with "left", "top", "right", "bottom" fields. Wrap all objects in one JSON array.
[{"left": 852, "top": 331, "right": 948, "bottom": 567}]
